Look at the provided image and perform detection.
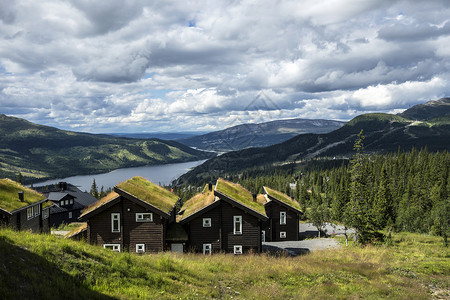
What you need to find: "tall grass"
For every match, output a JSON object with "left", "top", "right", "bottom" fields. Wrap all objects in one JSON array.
[{"left": 0, "top": 229, "right": 448, "bottom": 299}]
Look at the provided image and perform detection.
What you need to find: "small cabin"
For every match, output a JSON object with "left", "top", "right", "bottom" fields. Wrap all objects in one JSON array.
[
  {"left": 262, "top": 186, "right": 303, "bottom": 242},
  {"left": 178, "top": 178, "right": 268, "bottom": 254},
  {"left": 79, "top": 176, "right": 179, "bottom": 253},
  {"left": 0, "top": 178, "right": 50, "bottom": 233}
]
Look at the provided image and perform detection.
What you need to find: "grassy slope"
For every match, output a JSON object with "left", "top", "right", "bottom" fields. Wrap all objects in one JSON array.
[
  {"left": 0, "top": 114, "right": 213, "bottom": 183},
  {"left": 1, "top": 229, "right": 448, "bottom": 299}
]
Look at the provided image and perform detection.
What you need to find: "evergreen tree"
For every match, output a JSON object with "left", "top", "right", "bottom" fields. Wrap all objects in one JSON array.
[
  {"left": 373, "top": 162, "right": 393, "bottom": 229},
  {"left": 90, "top": 179, "right": 99, "bottom": 199},
  {"left": 17, "top": 172, "right": 23, "bottom": 184}
]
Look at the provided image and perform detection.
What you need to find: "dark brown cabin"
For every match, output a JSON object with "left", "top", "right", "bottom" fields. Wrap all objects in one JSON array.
[
  {"left": 79, "top": 176, "right": 179, "bottom": 253},
  {"left": 263, "top": 186, "right": 303, "bottom": 242},
  {"left": 178, "top": 178, "right": 268, "bottom": 254},
  {"left": 0, "top": 179, "right": 50, "bottom": 233}
]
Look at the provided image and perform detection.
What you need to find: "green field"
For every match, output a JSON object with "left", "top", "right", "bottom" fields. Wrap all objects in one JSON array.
[{"left": 0, "top": 229, "right": 448, "bottom": 299}]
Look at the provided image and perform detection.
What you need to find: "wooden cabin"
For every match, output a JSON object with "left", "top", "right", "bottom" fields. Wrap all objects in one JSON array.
[
  {"left": 262, "top": 186, "right": 302, "bottom": 242},
  {"left": 0, "top": 178, "right": 50, "bottom": 233},
  {"left": 37, "top": 182, "right": 97, "bottom": 228},
  {"left": 79, "top": 177, "right": 179, "bottom": 253},
  {"left": 178, "top": 178, "right": 268, "bottom": 254}
]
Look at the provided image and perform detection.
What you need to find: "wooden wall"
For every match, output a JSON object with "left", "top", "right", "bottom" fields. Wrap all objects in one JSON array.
[
  {"left": 185, "top": 205, "right": 221, "bottom": 253},
  {"left": 264, "top": 202, "right": 299, "bottom": 242}
]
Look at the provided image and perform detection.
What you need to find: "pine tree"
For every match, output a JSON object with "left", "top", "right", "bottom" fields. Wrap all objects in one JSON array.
[
  {"left": 90, "top": 179, "right": 99, "bottom": 199},
  {"left": 17, "top": 172, "right": 23, "bottom": 184}
]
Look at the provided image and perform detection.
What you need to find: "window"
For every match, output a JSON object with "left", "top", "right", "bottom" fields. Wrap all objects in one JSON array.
[
  {"left": 103, "top": 244, "right": 120, "bottom": 252},
  {"left": 203, "top": 218, "right": 211, "bottom": 227},
  {"left": 203, "top": 244, "right": 212, "bottom": 255},
  {"left": 65, "top": 200, "right": 69, "bottom": 205},
  {"left": 27, "top": 207, "right": 33, "bottom": 220},
  {"left": 261, "top": 230, "right": 266, "bottom": 242},
  {"left": 136, "top": 244, "right": 145, "bottom": 253},
  {"left": 35, "top": 205, "right": 40, "bottom": 217},
  {"left": 136, "top": 212, "right": 153, "bottom": 222},
  {"left": 42, "top": 209, "right": 49, "bottom": 220},
  {"left": 280, "top": 231, "right": 286, "bottom": 238},
  {"left": 69, "top": 199, "right": 74, "bottom": 205},
  {"left": 233, "top": 216, "right": 242, "bottom": 234},
  {"left": 111, "top": 213, "right": 120, "bottom": 232},
  {"left": 68, "top": 211, "right": 72, "bottom": 219},
  {"left": 234, "top": 245, "right": 243, "bottom": 255},
  {"left": 280, "top": 211, "right": 286, "bottom": 225},
  {"left": 60, "top": 201, "right": 64, "bottom": 206}
]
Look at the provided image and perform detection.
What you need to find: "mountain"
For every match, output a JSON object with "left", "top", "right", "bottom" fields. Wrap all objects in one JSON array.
[
  {"left": 398, "top": 97, "right": 450, "bottom": 120},
  {"left": 107, "top": 132, "right": 204, "bottom": 140},
  {"left": 178, "top": 118, "right": 345, "bottom": 152},
  {"left": 176, "top": 98, "right": 450, "bottom": 185},
  {"left": 0, "top": 114, "right": 214, "bottom": 183}
]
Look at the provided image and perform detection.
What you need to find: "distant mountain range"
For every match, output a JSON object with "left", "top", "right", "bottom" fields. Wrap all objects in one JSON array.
[
  {"left": 0, "top": 115, "right": 214, "bottom": 183},
  {"left": 177, "top": 118, "right": 345, "bottom": 152},
  {"left": 176, "top": 98, "right": 450, "bottom": 185},
  {"left": 108, "top": 132, "right": 203, "bottom": 140}
]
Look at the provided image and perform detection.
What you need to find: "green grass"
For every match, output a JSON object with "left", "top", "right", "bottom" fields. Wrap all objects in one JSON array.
[
  {"left": 215, "top": 178, "right": 267, "bottom": 216},
  {"left": 178, "top": 185, "right": 216, "bottom": 221},
  {"left": 264, "top": 186, "right": 302, "bottom": 211},
  {"left": 0, "top": 229, "right": 448, "bottom": 299},
  {"left": 0, "top": 178, "right": 46, "bottom": 212},
  {"left": 116, "top": 177, "right": 179, "bottom": 213}
]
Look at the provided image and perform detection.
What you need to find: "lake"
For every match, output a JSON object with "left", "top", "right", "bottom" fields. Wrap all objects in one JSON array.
[{"left": 33, "top": 160, "right": 206, "bottom": 192}]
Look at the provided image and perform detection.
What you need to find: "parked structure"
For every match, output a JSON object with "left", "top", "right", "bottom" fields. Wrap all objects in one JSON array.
[
  {"left": 0, "top": 178, "right": 50, "bottom": 233},
  {"left": 36, "top": 182, "right": 98, "bottom": 228},
  {"left": 178, "top": 178, "right": 268, "bottom": 254},
  {"left": 262, "top": 186, "right": 302, "bottom": 242},
  {"left": 79, "top": 176, "right": 180, "bottom": 253}
]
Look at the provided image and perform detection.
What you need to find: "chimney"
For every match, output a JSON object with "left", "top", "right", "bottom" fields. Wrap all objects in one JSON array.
[
  {"left": 18, "top": 191, "right": 24, "bottom": 202},
  {"left": 252, "top": 193, "right": 257, "bottom": 202},
  {"left": 208, "top": 182, "right": 213, "bottom": 191}
]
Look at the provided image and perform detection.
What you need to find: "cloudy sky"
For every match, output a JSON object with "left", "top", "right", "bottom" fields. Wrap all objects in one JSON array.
[{"left": 1, "top": 0, "right": 449, "bottom": 133}]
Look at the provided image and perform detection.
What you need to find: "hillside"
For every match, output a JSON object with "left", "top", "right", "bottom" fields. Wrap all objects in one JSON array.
[
  {"left": 398, "top": 97, "right": 450, "bottom": 120},
  {"left": 0, "top": 229, "right": 447, "bottom": 299},
  {"left": 178, "top": 118, "right": 344, "bottom": 152},
  {"left": 176, "top": 98, "right": 450, "bottom": 184},
  {"left": 0, "top": 114, "right": 214, "bottom": 183}
]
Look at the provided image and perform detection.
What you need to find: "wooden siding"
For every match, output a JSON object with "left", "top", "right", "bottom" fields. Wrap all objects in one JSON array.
[
  {"left": 263, "top": 202, "right": 299, "bottom": 242},
  {"left": 221, "top": 201, "right": 261, "bottom": 253},
  {"left": 185, "top": 204, "right": 221, "bottom": 253},
  {"left": 50, "top": 209, "right": 82, "bottom": 228},
  {"left": 87, "top": 196, "right": 165, "bottom": 253}
]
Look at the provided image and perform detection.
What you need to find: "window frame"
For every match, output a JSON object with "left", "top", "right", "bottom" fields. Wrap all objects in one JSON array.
[
  {"left": 203, "top": 243, "right": 212, "bottom": 255},
  {"left": 111, "top": 213, "right": 120, "bottom": 233},
  {"left": 69, "top": 199, "right": 74, "bottom": 205},
  {"left": 233, "top": 216, "right": 242, "bottom": 235},
  {"left": 136, "top": 244, "right": 145, "bottom": 253},
  {"left": 202, "top": 218, "right": 211, "bottom": 227},
  {"left": 136, "top": 212, "right": 153, "bottom": 222},
  {"left": 280, "top": 211, "right": 287, "bottom": 225},
  {"left": 68, "top": 211, "right": 72, "bottom": 219},
  {"left": 280, "top": 231, "right": 287, "bottom": 238},
  {"left": 42, "top": 208, "right": 49, "bottom": 220},
  {"left": 103, "top": 244, "right": 120, "bottom": 252},
  {"left": 34, "top": 205, "right": 40, "bottom": 217},
  {"left": 27, "top": 207, "right": 33, "bottom": 220},
  {"left": 234, "top": 245, "right": 243, "bottom": 255}
]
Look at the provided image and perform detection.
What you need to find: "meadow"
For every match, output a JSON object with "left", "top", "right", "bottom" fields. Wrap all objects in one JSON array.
[{"left": 0, "top": 229, "right": 448, "bottom": 299}]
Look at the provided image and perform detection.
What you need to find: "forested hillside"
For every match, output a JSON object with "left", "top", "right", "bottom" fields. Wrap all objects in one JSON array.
[{"left": 0, "top": 114, "right": 214, "bottom": 183}]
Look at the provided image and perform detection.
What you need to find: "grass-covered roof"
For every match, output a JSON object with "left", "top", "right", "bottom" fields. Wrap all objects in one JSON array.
[
  {"left": 116, "top": 176, "right": 178, "bottom": 214},
  {"left": 65, "top": 222, "right": 87, "bottom": 239},
  {"left": 264, "top": 186, "right": 302, "bottom": 211},
  {"left": 0, "top": 179, "right": 46, "bottom": 213},
  {"left": 215, "top": 178, "right": 267, "bottom": 216},
  {"left": 177, "top": 185, "right": 216, "bottom": 221},
  {"left": 79, "top": 191, "right": 119, "bottom": 218}
]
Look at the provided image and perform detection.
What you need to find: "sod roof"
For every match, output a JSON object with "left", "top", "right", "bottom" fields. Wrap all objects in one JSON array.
[
  {"left": 79, "top": 191, "right": 120, "bottom": 218},
  {"left": 0, "top": 179, "right": 46, "bottom": 213},
  {"left": 115, "top": 176, "right": 178, "bottom": 214},
  {"left": 215, "top": 178, "right": 267, "bottom": 216},
  {"left": 264, "top": 186, "right": 302, "bottom": 211},
  {"left": 177, "top": 185, "right": 216, "bottom": 222},
  {"left": 65, "top": 222, "right": 87, "bottom": 239}
]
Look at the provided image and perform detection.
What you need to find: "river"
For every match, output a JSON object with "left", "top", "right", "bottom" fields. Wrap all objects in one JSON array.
[{"left": 33, "top": 160, "right": 206, "bottom": 192}]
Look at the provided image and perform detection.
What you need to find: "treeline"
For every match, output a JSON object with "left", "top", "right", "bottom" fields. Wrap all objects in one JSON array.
[{"left": 226, "top": 142, "right": 449, "bottom": 245}]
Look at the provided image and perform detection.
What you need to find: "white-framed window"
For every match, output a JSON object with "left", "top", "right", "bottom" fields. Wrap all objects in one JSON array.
[
  {"left": 280, "top": 231, "right": 287, "bottom": 238},
  {"left": 280, "top": 211, "right": 287, "bottom": 225},
  {"left": 27, "top": 207, "right": 33, "bottom": 220},
  {"left": 203, "top": 243, "right": 212, "bottom": 255},
  {"left": 136, "top": 212, "right": 153, "bottom": 222},
  {"left": 111, "top": 213, "right": 120, "bottom": 232},
  {"left": 136, "top": 244, "right": 145, "bottom": 253},
  {"left": 234, "top": 245, "right": 243, "bottom": 255},
  {"left": 203, "top": 218, "right": 211, "bottom": 227},
  {"left": 69, "top": 199, "right": 74, "bottom": 205},
  {"left": 65, "top": 200, "right": 69, "bottom": 205},
  {"left": 34, "top": 205, "right": 40, "bottom": 217},
  {"left": 233, "top": 216, "right": 242, "bottom": 234},
  {"left": 261, "top": 230, "right": 266, "bottom": 242},
  {"left": 42, "top": 208, "right": 49, "bottom": 220},
  {"left": 68, "top": 211, "right": 72, "bottom": 219},
  {"left": 60, "top": 201, "right": 64, "bottom": 206},
  {"left": 103, "top": 244, "right": 120, "bottom": 252}
]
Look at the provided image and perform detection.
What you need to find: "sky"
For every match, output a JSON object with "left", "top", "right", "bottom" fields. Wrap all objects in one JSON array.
[{"left": 0, "top": 0, "right": 449, "bottom": 133}]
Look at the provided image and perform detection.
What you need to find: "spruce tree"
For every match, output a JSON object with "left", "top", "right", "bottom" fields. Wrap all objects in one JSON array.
[{"left": 90, "top": 179, "right": 99, "bottom": 199}]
